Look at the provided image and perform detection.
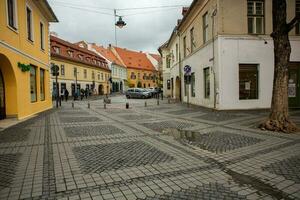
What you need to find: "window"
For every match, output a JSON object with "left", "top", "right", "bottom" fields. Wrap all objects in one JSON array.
[
  {"left": 183, "top": 36, "right": 187, "bottom": 57},
  {"left": 73, "top": 67, "right": 77, "bottom": 77},
  {"left": 296, "top": 0, "right": 300, "bottom": 35},
  {"left": 203, "top": 12, "right": 209, "bottom": 43},
  {"left": 40, "top": 22, "right": 44, "bottom": 50},
  {"left": 239, "top": 64, "right": 259, "bottom": 100},
  {"left": 131, "top": 72, "right": 136, "bottom": 79},
  {"left": 67, "top": 51, "right": 74, "bottom": 57},
  {"left": 176, "top": 43, "right": 179, "bottom": 62},
  {"left": 61, "top": 65, "right": 65, "bottom": 76},
  {"left": 53, "top": 46, "right": 60, "bottom": 54},
  {"left": 204, "top": 68, "right": 210, "bottom": 98},
  {"left": 26, "top": 6, "right": 33, "bottom": 41},
  {"left": 30, "top": 66, "right": 37, "bottom": 102},
  {"left": 40, "top": 69, "right": 45, "bottom": 101},
  {"left": 84, "top": 69, "right": 87, "bottom": 78},
  {"left": 191, "top": 73, "right": 195, "bottom": 97},
  {"left": 92, "top": 71, "right": 95, "bottom": 79},
  {"left": 166, "top": 56, "right": 171, "bottom": 68},
  {"left": 248, "top": 0, "right": 264, "bottom": 34},
  {"left": 190, "top": 27, "right": 195, "bottom": 52},
  {"left": 98, "top": 74, "right": 100, "bottom": 80},
  {"left": 7, "top": 0, "right": 17, "bottom": 30},
  {"left": 167, "top": 79, "right": 171, "bottom": 90},
  {"left": 101, "top": 73, "right": 104, "bottom": 80}
]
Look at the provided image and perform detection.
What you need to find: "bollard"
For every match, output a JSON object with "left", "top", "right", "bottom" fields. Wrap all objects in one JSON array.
[
  {"left": 157, "top": 99, "right": 159, "bottom": 105},
  {"left": 72, "top": 102, "right": 74, "bottom": 108},
  {"left": 104, "top": 103, "right": 106, "bottom": 109},
  {"left": 88, "top": 102, "right": 90, "bottom": 109},
  {"left": 144, "top": 101, "right": 147, "bottom": 107},
  {"left": 126, "top": 102, "right": 129, "bottom": 109}
]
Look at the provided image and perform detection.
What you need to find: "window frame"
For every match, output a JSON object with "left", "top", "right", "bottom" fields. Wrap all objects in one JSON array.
[
  {"left": 203, "top": 12, "right": 209, "bottom": 44},
  {"left": 296, "top": 0, "right": 300, "bottom": 35},
  {"left": 40, "top": 21, "right": 45, "bottom": 50},
  {"left": 40, "top": 68, "right": 45, "bottom": 101},
  {"left": 26, "top": 4, "right": 34, "bottom": 42},
  {"left": 6, "top": 0, "right": 18, "bottom": 31},
  {"left": 60, "top": 65, "right": 65, "bottom": 76},
  {"left": 30, "top": 65, "right": 37, "bottom": 103},
  {"left": 247, "top": 0, "right": 265, "bottom": 35},
  {"left": 239, "top": 64, "right": 259, "bottom": 100},
  {"left": 203, "top": 67, "right": 210, "bottom": 99},
  {"left": 190, "top": 27, "right": 195, "bottom": 53}
]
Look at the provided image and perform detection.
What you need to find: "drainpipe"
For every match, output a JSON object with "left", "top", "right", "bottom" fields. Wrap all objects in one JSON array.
[
  {"left": 212, "top": 8, "right": 218, "bottom": 110},
  {"left": 177, "top": 30, "right": 182, "bottom": 102}
]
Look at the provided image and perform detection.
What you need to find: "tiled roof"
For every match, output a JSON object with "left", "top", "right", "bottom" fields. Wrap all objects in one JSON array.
[
  {"left": 50, "top": 36, "right": 110, "bottom": 71},
  {"left": 114, "top": 47, "right": 156, "bottom": 71},
  {"left": 149, "top": 54, "right": 161, "bottom": 62},
  {"left": 92, "top": 45, "right": 125, "bottom": 68}
]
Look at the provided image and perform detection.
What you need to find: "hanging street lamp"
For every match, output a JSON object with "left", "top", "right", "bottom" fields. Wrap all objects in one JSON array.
[{"left": 115, "top": 16, "right": 126, "bottom": 28}]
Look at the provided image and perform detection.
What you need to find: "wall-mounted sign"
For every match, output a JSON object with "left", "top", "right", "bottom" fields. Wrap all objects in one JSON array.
[
  {"left": 184, "top": 65, "right": 192, "bottom": 75},
  {"left": 288, "top": 83, "right": 296, "bottom": 98}
]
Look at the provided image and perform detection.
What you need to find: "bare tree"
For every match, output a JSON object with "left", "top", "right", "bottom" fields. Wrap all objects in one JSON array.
[{"left": 260, "top": 0, "right": 299, "bottom": 133}]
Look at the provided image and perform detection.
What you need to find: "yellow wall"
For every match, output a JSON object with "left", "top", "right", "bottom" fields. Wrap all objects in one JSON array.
[
  {"left": 51, "top": 57, "right": 111, "bottom": 94},
  {"left": 0, "top": 0, "right": 54, "bottom": 119},
  {"left": 127, "top": 68, "right": 157, "bottom": 88}
]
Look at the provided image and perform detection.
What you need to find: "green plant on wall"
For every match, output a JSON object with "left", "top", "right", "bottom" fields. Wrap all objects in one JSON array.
[{"left": 18, "top": 62, "right": 31, "bottom": 72}]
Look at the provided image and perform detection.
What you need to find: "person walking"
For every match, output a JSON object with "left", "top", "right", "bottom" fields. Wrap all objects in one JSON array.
[
  {"left": 85, "top": 88, "right": 88, "bottom": 99},
  {"left": 64, "top": 89, "right": 69, "bottom": 102}
]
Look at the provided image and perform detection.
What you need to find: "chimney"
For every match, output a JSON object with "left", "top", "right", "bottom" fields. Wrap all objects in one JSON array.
[
  {"left": 139, "top": 51, "right": 143, "bottom": 53},
  {"left": 182, "top": 7, "right": 189, "bottom": 16},
  {"left": 109, "top": 44, "right": 112, "bottom": 47}
]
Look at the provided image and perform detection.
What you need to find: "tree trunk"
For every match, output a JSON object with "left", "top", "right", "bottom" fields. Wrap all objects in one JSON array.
[{"left": 260, "top": 0, "right": 298, "bottom": 133}]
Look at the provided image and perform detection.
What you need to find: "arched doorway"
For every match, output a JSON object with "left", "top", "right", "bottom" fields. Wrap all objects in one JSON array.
[
  {"left": 98, "top": 84, "right": 104, "bottom": 95},
  {"left": 0, "top": 70, "right": 5, "bottom": 119},
  {"left": 175, "top": 76, "right": 181, "bottom": 100},
  {"left": 0, "top": 54, "right": 18, "bottom": 119}
]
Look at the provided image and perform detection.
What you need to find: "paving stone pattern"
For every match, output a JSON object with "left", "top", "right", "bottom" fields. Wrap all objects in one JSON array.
[
  {"left": 0, "top": 154, "right": 20, "bottom": 190},
  {"left": 195, "top": 112, "right": 243, "bottom": 122},
  {"left": 73, "top": 141, "right": 175, "bottom": 174},
  {"left": 59, "top": 116, "right": 101, "bottom": 123},
  {"left": 262, "top": 155, "right": 300, "bottom": 183},
  {"left": 0, "top": 97, "right": 300, "bottom": 200},
  {"left": 141, "top": 120, "right": 195, "bottom": 133},
  {"left": 64, "top": 125, "right": 125, "bottom": 137},
  {"left": 143, "top": 183, "right": 247, "bottom": 200},
  {"left": 187, "top": 131, "right": 264, "bottom": 153},
  {"left": 0, "top": 128, "right": 30, "bottom": 143}
]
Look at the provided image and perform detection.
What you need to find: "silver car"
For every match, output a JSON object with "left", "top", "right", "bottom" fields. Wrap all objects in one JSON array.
[{"left": 125, "top": 88, "right": 151, "bottom": 99}]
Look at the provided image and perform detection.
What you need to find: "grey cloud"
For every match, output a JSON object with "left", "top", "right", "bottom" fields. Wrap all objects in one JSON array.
[{"left": 48, "top": 0, "right": 192, "bottom": 53}]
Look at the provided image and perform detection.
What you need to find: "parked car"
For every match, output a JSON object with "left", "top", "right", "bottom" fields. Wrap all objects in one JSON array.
[{"left": 125, "top": 88, "right": 151, "bottom": 99}]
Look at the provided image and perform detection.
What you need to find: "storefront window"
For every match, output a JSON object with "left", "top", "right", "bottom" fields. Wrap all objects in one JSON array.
[
  {"left": 204, "top": 68, "right": 210, "bottom": 98},
  {"left": 40, "top": 69, "right": 45, "bottom": 101},
  {"left": 191, "top": 73, "right": 195, "bottom": 97},
  {"left": 30, "top": 66, "right": 37, "bottom": 102},
  {"left": 239, "top": 64, "right": 259, "bottom": 100}
]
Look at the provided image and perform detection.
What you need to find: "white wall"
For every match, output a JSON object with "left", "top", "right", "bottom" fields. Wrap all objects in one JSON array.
[{"left": 218, "top": 36, "right": 300, "bottom": 110}]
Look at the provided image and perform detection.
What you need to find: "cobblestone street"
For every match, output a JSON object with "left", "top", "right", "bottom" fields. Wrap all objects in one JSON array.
[{"left": 0, "top": 96, "right": 300, "bottom": 200}]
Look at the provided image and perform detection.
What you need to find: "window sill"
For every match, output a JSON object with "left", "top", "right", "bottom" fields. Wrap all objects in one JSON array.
[
  {"left": 27, "top": 39, "right": 34, "bottom": 45},
  {"left": 7, "top": 25, "right": 18, "bottom": 34}
]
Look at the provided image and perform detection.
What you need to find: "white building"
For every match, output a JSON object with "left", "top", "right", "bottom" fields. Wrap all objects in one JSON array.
[{"left": 160, "top": 0, "right": 300, "bottom": 109}]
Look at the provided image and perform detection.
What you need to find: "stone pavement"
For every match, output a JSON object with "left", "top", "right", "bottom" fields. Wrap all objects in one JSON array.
[{"left": 0, "top": 96, "right": 300, "bottom": 200}]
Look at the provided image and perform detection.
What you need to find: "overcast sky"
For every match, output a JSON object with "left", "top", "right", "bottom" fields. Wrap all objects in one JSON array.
[{"left": 48, "top": 0, "right": 193, "bottom": 54}]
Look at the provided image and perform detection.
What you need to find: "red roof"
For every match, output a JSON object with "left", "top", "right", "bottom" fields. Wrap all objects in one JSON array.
[
  {"left": 149, "top": 54, "right": 161, "bottom": 62},
  {"left": 92, "top": 45, "right": 125, "bottom": 67},
  {"left": 50, "top": 36, "right": 110, "bottom": 71},
  {"left": 114, "top": 47, "right": 156, "bottom": 71}
]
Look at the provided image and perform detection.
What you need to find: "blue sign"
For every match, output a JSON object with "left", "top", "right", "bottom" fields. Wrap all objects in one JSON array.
[{"left": 184, "top": 65, "right": 191, "bottom": 75}]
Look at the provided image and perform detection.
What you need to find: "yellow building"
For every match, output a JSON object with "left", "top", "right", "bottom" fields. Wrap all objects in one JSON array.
[
  {"left": 50, "top": 36, "right": 111, "bottom": 97},
  {"left": 0, "top": 0, "right": 58, "bottom": 119},
  {"left": 113, "top": 47, "right": 158, "bottom": 88}
]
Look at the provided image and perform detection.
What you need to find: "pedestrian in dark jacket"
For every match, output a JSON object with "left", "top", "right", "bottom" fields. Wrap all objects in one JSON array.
[
  {"left": 64, "top": 89, "right": 69, "bottom": 102},
  {"left": 85, "top": 89, "right": 88, "bottom": 99}
]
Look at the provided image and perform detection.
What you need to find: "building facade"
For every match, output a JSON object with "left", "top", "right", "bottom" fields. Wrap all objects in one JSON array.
[
  {"left": 113, "top": 47, "right": 158, "bottom": 88},
  {"left": 90, "top": 44, "right": 127, "bottom": 93},
  {"left": 50, "top": 36, "right": 111, "bottom": 98},
  {"left": 161, "top": 0, "right": 300, "bottom": 109},
  {"left": 0, "top": 0, "right": 58, "bottom": 119}
]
